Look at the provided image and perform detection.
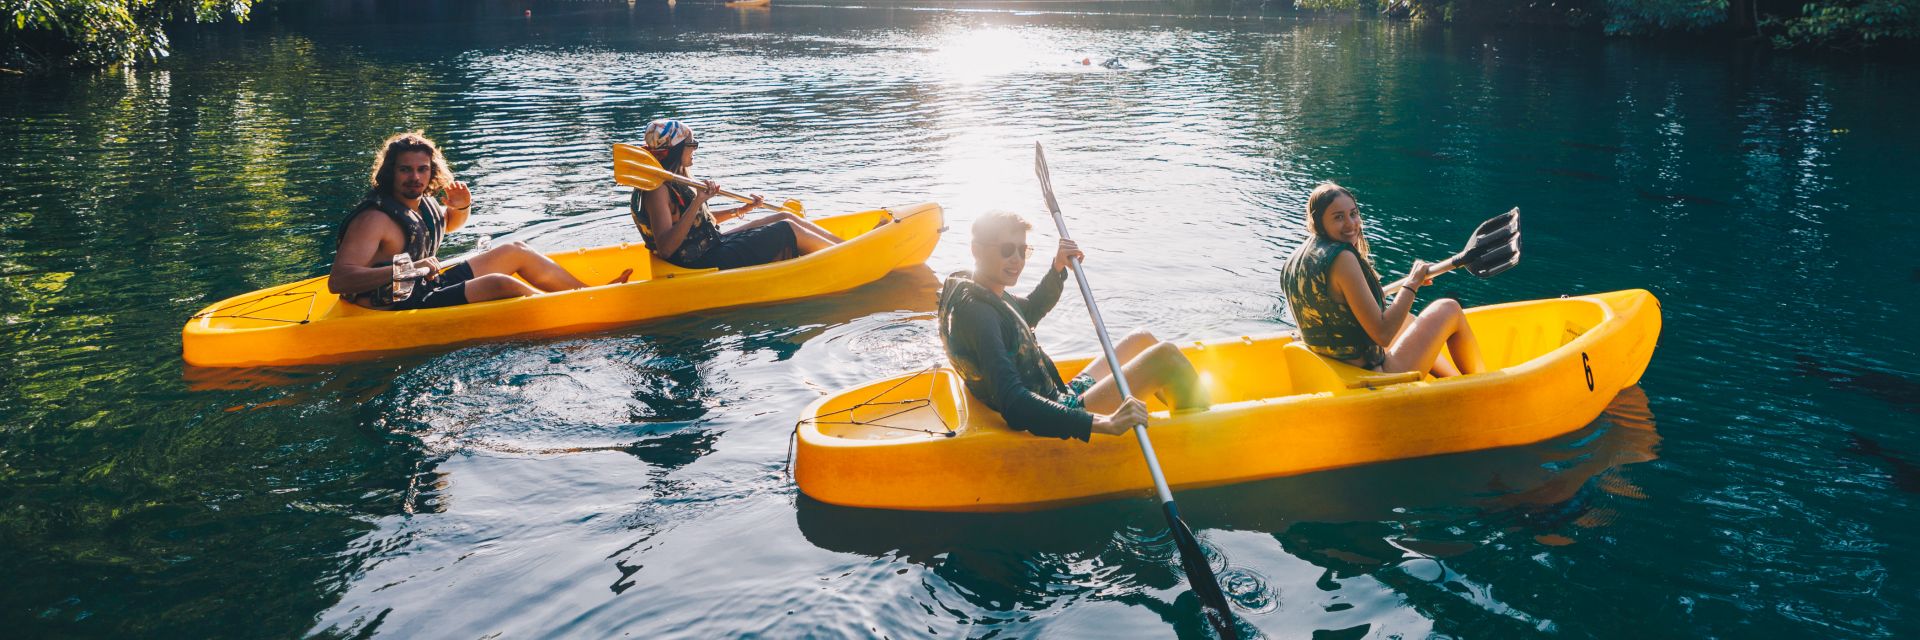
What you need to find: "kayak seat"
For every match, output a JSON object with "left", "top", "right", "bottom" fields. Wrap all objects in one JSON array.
[
  {"left": 648, "top": 256, "right": 719, "bottom": 279},
  {"left": 1282, "top": 342, "right": 1424, "bottom": 394}
]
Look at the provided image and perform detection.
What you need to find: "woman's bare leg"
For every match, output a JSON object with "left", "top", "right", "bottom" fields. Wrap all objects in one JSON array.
[
  {"left": 737, "top": 212, "right": 844, "bottom": 244},
  {"left": 1385, "top": 298, "right": 1484, "bottom": 377},
  {"left": 789, "top": 222, "right": 841, "bottom": 255}
]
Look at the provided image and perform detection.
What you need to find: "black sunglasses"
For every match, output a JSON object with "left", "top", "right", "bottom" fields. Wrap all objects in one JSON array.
[{"left": 977, "top": 241, "right": 1032, "bottom": 259}]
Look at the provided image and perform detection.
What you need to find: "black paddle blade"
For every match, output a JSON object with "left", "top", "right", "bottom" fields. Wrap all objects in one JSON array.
[
  {"left": 1466, "top": 235, "right": 1521, "bottom": 277},
  {"left": 1458, "top": 208, "right": 1518, "bottom": 259},
  {"left": 1459, "top": 207, "right": 1521, "bottom": 277},
  {"left": 1164, "top": 502, "right": 1240, "bottom": 639},
  {"left": 1034, "top": 142, "right": 1065, "bottom": 217}
]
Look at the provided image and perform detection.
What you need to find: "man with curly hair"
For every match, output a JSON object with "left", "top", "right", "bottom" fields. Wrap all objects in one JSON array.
[{"left": 329, "top": 131, "right": 626, "bottom": 310}]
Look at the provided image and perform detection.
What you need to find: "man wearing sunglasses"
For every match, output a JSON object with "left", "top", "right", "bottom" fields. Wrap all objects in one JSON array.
[{"left": 936, "top": 211, "right": 1209, "bottom": 441}]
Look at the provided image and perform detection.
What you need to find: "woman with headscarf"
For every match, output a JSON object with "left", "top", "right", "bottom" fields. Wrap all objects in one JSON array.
[{"left": 630, "top": 119, "right": 856, "bottom": 269}]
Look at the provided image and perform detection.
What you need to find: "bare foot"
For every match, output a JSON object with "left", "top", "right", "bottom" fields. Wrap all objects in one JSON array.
[{"left": 607, "top": 268, "right": 634, "bottom": 285}]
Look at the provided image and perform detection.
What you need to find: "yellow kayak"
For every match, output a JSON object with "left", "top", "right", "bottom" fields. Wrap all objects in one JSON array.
[
  {"left": 794, "top": 289, "right": 1661, "bottom": 512},
  {"left": 183, "top": 203, "right": 943, "bottom": 367}
]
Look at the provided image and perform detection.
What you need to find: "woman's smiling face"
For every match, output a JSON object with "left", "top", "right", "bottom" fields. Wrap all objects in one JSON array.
[{"left": 1320, "top": 193, "right": 1362, "bottom": 245}]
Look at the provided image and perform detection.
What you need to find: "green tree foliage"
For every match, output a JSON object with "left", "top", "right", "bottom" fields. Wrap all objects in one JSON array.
[
  {"left": 1293, "top": 0, "right": 1915, "bottom": 47},
  {"left": 1605, "top": 0, "right": 1730, "bottom": 33},
  {"left": 1773, "top": 0, "right": 1920, "bottom": 46},
  {"left": 1295, "top": 0, "right": 1370, "bottom": 10},
  {"left": 2, "top": 0, "right": 256, "bottom": 70}
]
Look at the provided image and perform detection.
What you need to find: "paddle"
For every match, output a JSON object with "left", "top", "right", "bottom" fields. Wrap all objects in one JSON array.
[
  {"left": 1380, "top": 207, "right": 1522, "bottom": 294},
  {"left": 1033, "top": 143, "right": 1240, "bottom": 640},
  {"left": 612, "top": 143, "right": 804, "bottom": 217}
]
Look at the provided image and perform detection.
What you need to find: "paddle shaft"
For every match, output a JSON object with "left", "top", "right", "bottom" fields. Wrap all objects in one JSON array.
[
  {"left": 654, "top": 171, "right": 790, "bottom": 214},
  {"left": 1380, "top": 254, "right": 1464, "bottom": 296},
  {"left": 1036, "top": 203, "right": 1178, "bottom": 505},
  {"left": 1379, "top": 207, "right": 1521, "bottom": 295},
  {"left": 1064, "top": 254, "right": 1179, "bottom": 505},
  {"left": 1033, "top": 142, "right": 1237, "bottom": 639}
]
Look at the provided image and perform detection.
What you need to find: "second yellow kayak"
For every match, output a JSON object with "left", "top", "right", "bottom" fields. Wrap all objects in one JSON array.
[
  {"left": 183, "top": 203, "right": 943, "bottom": 367},
  {"left": 794, "top": 289, "right": 1662, "bottom": 512}
]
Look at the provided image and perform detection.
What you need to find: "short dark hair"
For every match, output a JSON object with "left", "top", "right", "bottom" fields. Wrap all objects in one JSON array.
[{"left": 971, "top": 210, "right": 1033, "bottom": 241}]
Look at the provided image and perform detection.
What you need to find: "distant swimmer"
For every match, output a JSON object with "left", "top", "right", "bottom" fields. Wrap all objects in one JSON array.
[{"left": 1077, "top": 57, "right": 1127, "bottom": 70}]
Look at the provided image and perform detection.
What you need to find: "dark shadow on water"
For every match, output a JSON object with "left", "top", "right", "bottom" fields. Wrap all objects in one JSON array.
[
  {"left": 1394, "top": 146, "right": 1464, "bottom": 163},
  {"left": 1793, "top": 353, "right": 1920, "bottom": 413},
  {"left": 1846, "top": 432, "right": 1920, "bottom": 494},
  {"left": 624, "top": 429, "right": 719, "bottom": 472},
  {"left": 793, "top": 387, "right": 1659, "bottom": 637}
]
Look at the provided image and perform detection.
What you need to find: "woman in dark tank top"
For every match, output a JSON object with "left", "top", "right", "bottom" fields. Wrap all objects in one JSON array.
[
  {"left": 630, "top": 119, "right": 868, "bottom": 270},
  {"left": 1280, "top": 182, "right": 1486, "bottom": 377}
]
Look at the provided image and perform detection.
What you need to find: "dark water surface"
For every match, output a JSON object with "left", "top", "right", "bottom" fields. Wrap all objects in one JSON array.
[{"left": 3, "top": 2, "right": 1917, "bottom": 637}]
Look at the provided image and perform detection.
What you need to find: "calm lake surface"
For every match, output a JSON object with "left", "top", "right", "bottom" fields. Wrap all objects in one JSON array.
[{"left": 3, "top": 2, "right": 1917, "bottom": 637}]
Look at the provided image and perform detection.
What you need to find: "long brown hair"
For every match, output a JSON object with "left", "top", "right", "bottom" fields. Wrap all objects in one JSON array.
[
  {"left": 1306, "top": 181, "right": 1371, "bottom": 264},
  {"left": 369, "top": 131, "right": 454, "bottom": 196}
]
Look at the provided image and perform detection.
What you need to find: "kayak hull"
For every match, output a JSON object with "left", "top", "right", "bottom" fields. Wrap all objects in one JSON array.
[
  {"left": 183, "top": 203, "right": 942, "bottom": 367},
  {"left": 794, "top": 289, "right": 1661, "bottom": 512}
]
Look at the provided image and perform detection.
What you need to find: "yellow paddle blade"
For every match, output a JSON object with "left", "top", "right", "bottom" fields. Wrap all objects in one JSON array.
[
  {"left": 611, "top": 142, "right": 804, "bottom": 216},
  {"left": 613, "top": 143, "right": 670, "bottom": 190}
]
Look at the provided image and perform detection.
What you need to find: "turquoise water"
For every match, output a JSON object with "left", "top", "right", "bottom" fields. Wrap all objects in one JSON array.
[{"left": 2, "top": 2, "right": 1916, "bottom": 637}]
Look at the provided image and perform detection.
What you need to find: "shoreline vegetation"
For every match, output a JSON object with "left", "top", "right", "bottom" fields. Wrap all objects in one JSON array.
[{"left": 1, "top": 0, "right": 1914, "bottom": 73}]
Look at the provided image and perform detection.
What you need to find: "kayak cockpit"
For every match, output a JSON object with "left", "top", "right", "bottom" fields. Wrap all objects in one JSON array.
[{"left": 805, "top": 368, "right": 969, "bottom": 442}]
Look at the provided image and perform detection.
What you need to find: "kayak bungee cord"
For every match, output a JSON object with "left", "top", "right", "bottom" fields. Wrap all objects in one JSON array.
[
  {"left": 788, "top": 362, "right": 956, "bottom": 475},
  {"left": 1034, "top": 142, "right": 1240, "bottom": 639},
  {"left": 193, "top": 280, "right": 321, "bottom": 324}
]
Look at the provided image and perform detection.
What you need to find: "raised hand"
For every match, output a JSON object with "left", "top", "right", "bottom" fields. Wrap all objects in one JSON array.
[
  {"left": 444, "top": 181, "right": 473, "bottom": 211},
  {"left": 1053, "top": 237, "right": 1084, "bottom": 272}
]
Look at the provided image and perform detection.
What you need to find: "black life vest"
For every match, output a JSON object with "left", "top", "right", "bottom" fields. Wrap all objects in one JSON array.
[
  {"left": 336, "top": 189, "right": 446, "bottom": 306},
  {"left": 936, "top": 271, "right": 1071, "bottom": 407},
  {"left": 630, "top": 181, "right": 721, "bottom": 266}
]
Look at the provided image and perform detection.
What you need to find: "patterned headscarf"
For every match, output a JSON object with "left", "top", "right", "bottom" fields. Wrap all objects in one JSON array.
[{"left": 645, "top": 119, "right": 696, "bottom": 150}]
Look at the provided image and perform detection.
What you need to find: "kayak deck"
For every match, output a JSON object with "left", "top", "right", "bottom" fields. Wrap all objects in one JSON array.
[
  {"left": 795, "top": 289, "right": 1661, "bottom": 512},
  {"left": 184, "top": 203, "right": 942, "bottom": 367}
]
